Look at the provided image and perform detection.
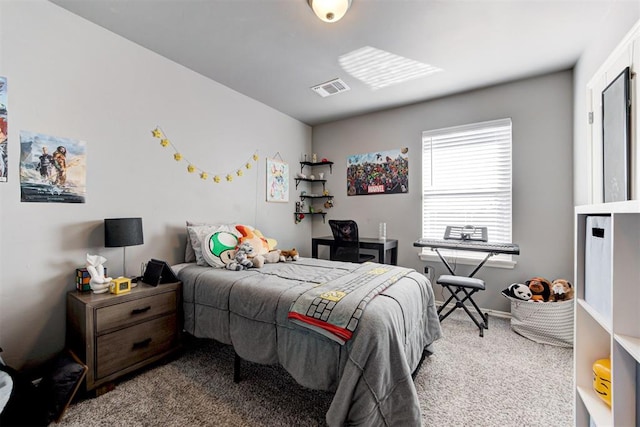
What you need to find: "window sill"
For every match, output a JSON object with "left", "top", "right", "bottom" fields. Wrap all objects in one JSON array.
[{"left": 417, "top": 252, "right": 517, "bottom": 270}]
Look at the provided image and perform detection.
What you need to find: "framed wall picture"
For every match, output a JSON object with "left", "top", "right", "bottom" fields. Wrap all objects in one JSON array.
[
  {"left": 346, "top": 148, "right": 408, "bottom": 196},
  {"left": 19, "top": 131, "right": 86, "bottom": 203},
  {"left": 266, "top": 157, "right": 289, "bottom": 202},
  {"left": 602, "top": 67, "right": 631, "bottom": 203}
]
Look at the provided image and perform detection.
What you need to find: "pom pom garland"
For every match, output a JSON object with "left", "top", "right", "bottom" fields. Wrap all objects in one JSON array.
[{"left": 152, "top": 126, "right": 258, "bottom": 184}]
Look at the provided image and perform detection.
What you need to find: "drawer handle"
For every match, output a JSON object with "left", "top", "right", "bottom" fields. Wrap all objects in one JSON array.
[
  {"left": 131, "top": 306, "right": 151, "bottom": 315},
  {"left": 132, "top": 338, "right": 152, "bottom": 350}
]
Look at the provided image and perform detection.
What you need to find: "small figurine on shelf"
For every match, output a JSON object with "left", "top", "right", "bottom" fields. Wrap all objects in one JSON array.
[{"left": 312, "top": 153, "right": 317, "bottom": 163}]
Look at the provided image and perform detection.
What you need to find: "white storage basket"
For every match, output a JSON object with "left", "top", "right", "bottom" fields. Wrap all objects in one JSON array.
[{"left": 505, "top": 296, "right": 574, "bottom": 347}]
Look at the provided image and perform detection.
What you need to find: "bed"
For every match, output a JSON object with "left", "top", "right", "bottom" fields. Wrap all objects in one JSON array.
[{"left": 173, "top": 256, "right": 442, "bottom": 426}]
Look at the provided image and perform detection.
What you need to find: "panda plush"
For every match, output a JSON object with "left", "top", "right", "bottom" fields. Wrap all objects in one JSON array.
[{"left": 505, "top": 283, "right": 532, "bottom": 301}]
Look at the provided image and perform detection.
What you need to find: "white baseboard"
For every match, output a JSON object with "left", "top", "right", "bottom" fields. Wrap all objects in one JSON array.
[{"left": 434, "top": 300, "right": 511, "bottom": 319}]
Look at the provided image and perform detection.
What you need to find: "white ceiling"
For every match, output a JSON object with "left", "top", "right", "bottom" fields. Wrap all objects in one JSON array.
[{"left": 50, "top": 0, "right": 623, "bottom": 126}]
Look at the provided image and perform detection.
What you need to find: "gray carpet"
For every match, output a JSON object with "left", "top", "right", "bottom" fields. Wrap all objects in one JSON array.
[{"left": 58, "top": 312, "right": 573, "bottom": 426}]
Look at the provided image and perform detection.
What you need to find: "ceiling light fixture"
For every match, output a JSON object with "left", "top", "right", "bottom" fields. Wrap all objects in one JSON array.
[{"left": 308, "top": 0, "right": 352, "bottom": 23}]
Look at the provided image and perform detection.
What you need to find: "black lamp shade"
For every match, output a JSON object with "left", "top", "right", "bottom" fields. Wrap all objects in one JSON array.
[{"left": 104, "top": 218, "right": 144, "bottom": 248}]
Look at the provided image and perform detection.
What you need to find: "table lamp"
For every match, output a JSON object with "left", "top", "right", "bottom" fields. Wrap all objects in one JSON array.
[{"left": 104, "top": 217, "right": 144, "bottom": 280}]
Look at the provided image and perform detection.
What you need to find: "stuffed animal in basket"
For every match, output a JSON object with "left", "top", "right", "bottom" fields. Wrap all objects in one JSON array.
[
  {"left": 504, "top": 283, "right": 532, "bottom": 301},
  {"left": 226, "top": 242, "right": 255, "bottom": 271},
  {"left": 525, "top": 276, "right": 551, "bottom": 302},
  {"left": 549, "top": 279, "right": 574, "bottom": 301},
  {"left": 280, "top": 248, "right": 299, "bottom": 262}
]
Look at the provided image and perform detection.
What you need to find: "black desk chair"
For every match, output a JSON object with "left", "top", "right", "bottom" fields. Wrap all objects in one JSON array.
[{"left": 328, "top": 220, "right": 376, "bottom": 263}]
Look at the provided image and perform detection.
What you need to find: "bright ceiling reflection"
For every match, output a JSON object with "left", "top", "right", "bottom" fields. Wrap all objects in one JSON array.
[{"left": 339, "top": 46, "right": 442, "bottom": 90}]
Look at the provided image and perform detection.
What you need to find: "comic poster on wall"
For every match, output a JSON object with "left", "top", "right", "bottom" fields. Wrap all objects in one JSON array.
[
  {"left": 0, "top": 77, "right": 7, "bottom": 182},
  {"left": 266, "top": 157, "right": 289, "bottom": 202},
  {"left": 19, "top": 131, "right": 86, "bottom": 203},
  {"left": 347, "top": 148, "right": 409, "bottom": 196}
]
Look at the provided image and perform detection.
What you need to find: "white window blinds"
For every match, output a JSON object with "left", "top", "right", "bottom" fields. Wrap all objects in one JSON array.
[{"left": 422, "top": 118, "right": 512, "bottom": 247}]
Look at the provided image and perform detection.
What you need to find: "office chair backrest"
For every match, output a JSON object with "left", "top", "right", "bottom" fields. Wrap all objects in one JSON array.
[
  {"left": 329, "top": 219, "right": 360, "bottom": 242},
  {"left": 328, "top": 220, "right": 362, "bottom": 262}
]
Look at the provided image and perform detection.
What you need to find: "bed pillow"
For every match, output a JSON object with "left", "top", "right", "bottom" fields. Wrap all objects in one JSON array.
[
  {"left": 185, "top": 221, "right": 235, "bottom": 263},
  {"left": 201, "top": 230, "right": 240, "bottom": 268},
  {"left": 187, "top": 224, "right": 237, "bottom": 266}
]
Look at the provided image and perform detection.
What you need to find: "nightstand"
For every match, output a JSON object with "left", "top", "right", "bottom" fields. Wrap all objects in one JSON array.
[{"left": 66, "top": 281, "right": 182, "bottom": 393}]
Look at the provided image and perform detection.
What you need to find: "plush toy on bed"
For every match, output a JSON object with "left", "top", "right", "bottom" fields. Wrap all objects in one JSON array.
[
  {"left": 280, "top": 248, "right": 299, "bottom": 262},
  {"left": 235, "top": 225, "right": 281, "bottom": 268},
  {"left": 549, "top": 279, "right": 574, "bottom": 301},
  {"left": 226, "top": 242, "right": 255, "bottom": 271},
  {"left": 253, "top": 249, "right": 281, "bottom": 267},
  {"left": 525, "top": 276, "right": 551, "bottom": 302},
  {"left": 503, "top": 283, "right": 532, "bottom": 301}
]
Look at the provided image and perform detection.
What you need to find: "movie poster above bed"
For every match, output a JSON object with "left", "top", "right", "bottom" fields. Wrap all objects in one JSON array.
[{"left": 347, "top": 148, "right": 409, "bottom": 196}]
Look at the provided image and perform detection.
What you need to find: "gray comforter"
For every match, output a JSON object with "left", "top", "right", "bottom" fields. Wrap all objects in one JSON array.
[{"left": 175, "top": 258, "right": 442, "bottom": 426}]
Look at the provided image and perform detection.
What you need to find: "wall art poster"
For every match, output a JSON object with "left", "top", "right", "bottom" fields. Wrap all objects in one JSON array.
[
  {"left": 0, "top": 77, "right": 7, "bottom": 182},
  {"left": 19, "top": 131, "right": 86, "bottom": 203},
  {"left": 266, "top": 157, "right": 289, "bottom": 202},
  {"left": 347, "top": 148, "right": 409, "bottom": 196}
]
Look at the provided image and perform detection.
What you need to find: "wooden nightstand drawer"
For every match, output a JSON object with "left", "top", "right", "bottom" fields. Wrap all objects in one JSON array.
[
  {"left": 67, "top": 281, "right": 182, "bottom": 392},
  {"left": 96, "top": 291, "right": 176, "bottom": 333},
  {"left": 96, "top": 313, "right": 178, "bottom": 379}
]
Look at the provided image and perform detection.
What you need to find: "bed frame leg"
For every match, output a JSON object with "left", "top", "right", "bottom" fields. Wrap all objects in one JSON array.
[{"left": 233, "top": 351, "right": 241, "bottom": 383}]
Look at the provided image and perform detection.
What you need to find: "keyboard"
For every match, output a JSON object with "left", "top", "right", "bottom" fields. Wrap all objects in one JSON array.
[{"left": 413, "top": 238, "right": 520, "bottom": 255}]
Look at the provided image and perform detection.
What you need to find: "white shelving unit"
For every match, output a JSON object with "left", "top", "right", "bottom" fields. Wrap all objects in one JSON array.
[{"left": 574, "top": 200, "right": 640, "bottom": 426}]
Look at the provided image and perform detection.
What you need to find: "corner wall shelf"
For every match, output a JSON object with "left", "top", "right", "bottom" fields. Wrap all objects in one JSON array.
[
  {"left": 294, "top": 178, "right": 326, "bottom": 190},
  {"left": 294, "top": 159, "right": 334, "bottom": 223},
  {"left": 300, "top": 194, "right": 334, "bottom": 201},
  {"left": 300, "top": 161, "right": 334, "bottom": 174},
  {"left": 294, "top": 212, "right": 327, "bottom": 223}
]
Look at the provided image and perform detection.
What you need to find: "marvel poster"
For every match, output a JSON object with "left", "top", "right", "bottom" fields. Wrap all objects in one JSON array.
[
  {"left": 347, "top": 148, "right": 408, "bottom": 196},
  {"left": 19, "top": 131, "right": 86, "bottom": 203}
]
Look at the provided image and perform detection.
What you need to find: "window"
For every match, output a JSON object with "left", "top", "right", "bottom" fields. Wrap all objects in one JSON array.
[{"left": 421, "top": 118, "right": 513, "bottom": 264}]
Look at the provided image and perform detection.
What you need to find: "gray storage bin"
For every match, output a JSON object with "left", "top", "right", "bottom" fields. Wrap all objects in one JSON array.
[{"left": 584, "top": 215, "right": 612, "bottom": 323}]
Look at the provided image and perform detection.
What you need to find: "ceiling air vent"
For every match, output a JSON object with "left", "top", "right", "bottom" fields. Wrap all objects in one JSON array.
[{"left": 311, "top": 78, "right": 350, "bottom": 98}]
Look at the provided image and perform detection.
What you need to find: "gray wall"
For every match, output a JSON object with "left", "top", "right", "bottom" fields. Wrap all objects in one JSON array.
[
  {"left": 0, "top": 0, "right": 311, "bottom": 369},
  {"left": 312, "top": 71, "right": 575, "bottom": 313}
]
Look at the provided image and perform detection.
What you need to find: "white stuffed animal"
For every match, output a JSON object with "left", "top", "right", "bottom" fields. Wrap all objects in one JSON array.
[
  {"left": 226, "top": 243, "right": 255, "bottom": 271},
  {"left": 86, "top": 253, "right": 112, "bottom": 293}
]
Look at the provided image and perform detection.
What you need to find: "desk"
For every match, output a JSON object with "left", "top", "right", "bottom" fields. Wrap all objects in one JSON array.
[
  {"left": 312, "top": 236, "right": 398, "bottom": 265},
  {"left": 413, "top": 238, "right": 520, "bottom": 277}
]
